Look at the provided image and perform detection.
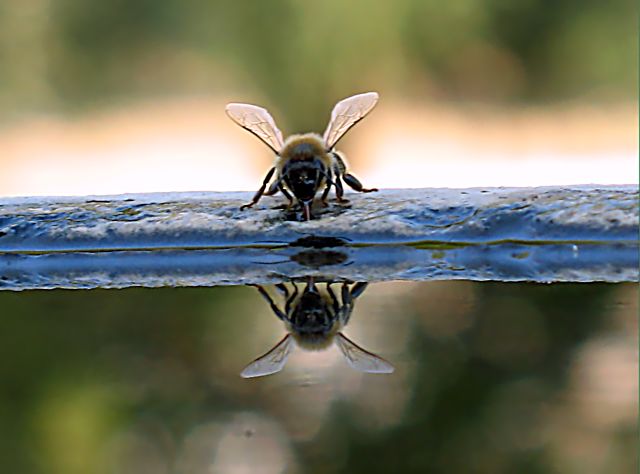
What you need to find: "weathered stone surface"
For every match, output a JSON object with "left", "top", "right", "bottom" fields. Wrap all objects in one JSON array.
[{"left": 0, "top": 186, "right": 637, "bottom": 289}]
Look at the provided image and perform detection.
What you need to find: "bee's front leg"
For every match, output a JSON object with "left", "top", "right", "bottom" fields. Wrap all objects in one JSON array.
[
  {"left": 264, "top": 179, "right": 280, "bottom": 196},
  {"left": 279, "top": 184, "right": 294, "bottom": 208},
  {"left": 240, "top": 167, "right": 276, "bottom": 210}
]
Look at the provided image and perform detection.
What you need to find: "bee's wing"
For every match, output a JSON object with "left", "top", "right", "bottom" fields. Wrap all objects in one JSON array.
[
  {"left": 322, "top": 92, "right": 379, "bottom": 150},
  {"left": 225, "top": 103, "right": 285, "bottom": 154},
  {"left": 240, "top": 334, "right": 294, "bottom": 378},
  {"left": 335, "top": 333, "right": 394, "bottom": 374}
]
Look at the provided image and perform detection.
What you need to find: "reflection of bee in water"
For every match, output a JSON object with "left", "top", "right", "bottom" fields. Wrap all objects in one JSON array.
[
  {"left": 241, "top": 278, "right": 394, "bottom": 378},
  {"left": 226, "top": 92, "right": 379, "bottom": 220}
]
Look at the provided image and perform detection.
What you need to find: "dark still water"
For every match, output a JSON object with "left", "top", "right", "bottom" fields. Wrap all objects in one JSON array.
[{"left": 0, "top": 282, "right": 636, "bottom": 474}]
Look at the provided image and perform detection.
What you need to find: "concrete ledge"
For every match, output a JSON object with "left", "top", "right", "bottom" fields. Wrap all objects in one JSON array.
[{"left": 0, "top": 185, "right": 637, "bottom": 289}]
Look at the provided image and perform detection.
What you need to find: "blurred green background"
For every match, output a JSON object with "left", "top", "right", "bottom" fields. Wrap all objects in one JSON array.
[
  {"left": 0, "top": 0, "right": 636, "bottom": 128},
  {"left": 0, "top": 282, "right": 636, "bottom": 473}
]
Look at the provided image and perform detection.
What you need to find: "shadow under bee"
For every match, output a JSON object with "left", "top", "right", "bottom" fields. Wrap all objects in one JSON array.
[
  {"left": 253, "top": 234, "right": 351, "bottom": 269},
  {"left": 290, "top": 249, "right": 349, "bottom": 268},
  {"left": 242, "top": 278, "right": 394, "bottom": 378},
  {"left": 276, "top": 199, "right": 352, "bottom": 222}
]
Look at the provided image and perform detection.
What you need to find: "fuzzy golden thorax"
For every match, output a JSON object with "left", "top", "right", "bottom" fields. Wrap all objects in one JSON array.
[
  {"left": 276, "top": 133, "right": 332, "bottom": 170},
  {"left": 289, "top": 327, "right": 342, "bottom": 351}
]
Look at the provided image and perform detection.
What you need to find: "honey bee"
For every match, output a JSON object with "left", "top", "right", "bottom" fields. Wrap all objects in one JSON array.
[
  {"left": 241, "top": 278, "right": 394, "bottom": 378},
  {"left": 226, "top": 92, "right": 379, "bottom": 220}
]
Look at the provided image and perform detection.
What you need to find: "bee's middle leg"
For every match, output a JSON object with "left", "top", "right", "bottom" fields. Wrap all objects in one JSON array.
[
  {"left": 334, "top": 174, "right": 349, "bottom": 203},
  {"left": 320, "top": 171, "right": 333, "bottom": 206},
  {"left": 332, "top": 152, "right": 377, "bottom": 196},
  {"left": 271, "top": 183, "right": 294, "bottom": 210},
  {"left": 332, "top": 156, "right": 349, "bottom": 203}
]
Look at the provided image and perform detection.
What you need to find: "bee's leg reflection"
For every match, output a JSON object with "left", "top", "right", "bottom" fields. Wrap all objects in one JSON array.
[
  {"left": 284, "top": 283, "right": 299, "bottom": 314},
  {"left": 341, "top": 282, "right": 351, "bottom": 312},
  {"left": 340, "top": 282, "right": 368, "bottom": 325},
  {"left": 251, "top": 284, "right": 287, "bottom": 322},
  {"left": 326, "top": 283, "right": 340, "bottom": 314},
  {"left": 350, "top": 282, "right": 369, "bottom": 299},
  {"left": 274, "top": 283, "right": 290, "bottom": 299},
  {"left": 240, "top": 167, "right": 276, "bottom": 210}
]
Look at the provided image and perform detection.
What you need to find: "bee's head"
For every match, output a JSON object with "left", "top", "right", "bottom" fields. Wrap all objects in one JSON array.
[
  {"left": 280, "top": 135, "right": 329, "bottom": 210},
  {"left": 284, "top": 162, "right": 322, "bottom": 203}
]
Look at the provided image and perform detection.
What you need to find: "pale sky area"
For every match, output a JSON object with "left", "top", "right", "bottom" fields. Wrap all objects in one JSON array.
[{"left": 0, "top": 99, "right": 636, "bottom": 198}]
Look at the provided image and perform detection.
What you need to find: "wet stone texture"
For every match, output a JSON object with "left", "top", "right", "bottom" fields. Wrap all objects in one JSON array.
[{"left": 0, "top": 186, "right": 638, "bottom": 289}]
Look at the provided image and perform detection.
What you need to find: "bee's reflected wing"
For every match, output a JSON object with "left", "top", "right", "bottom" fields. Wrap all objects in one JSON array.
[
  {"left": 226, "top": 103, "right": 285, "bottom": 154},
  {"left": 322, "top": 92, "right": 379, "bottom": 150},
  {"left": 241, "top": 334, "right": 294, "bottom": 378},
  {"left": 335, "top": 333, "right": 394, "bottom": 374}
]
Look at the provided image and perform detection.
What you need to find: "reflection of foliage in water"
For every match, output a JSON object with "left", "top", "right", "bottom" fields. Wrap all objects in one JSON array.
[{"left": 0, "top": 282, "right": 635, "bottom": 473}]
